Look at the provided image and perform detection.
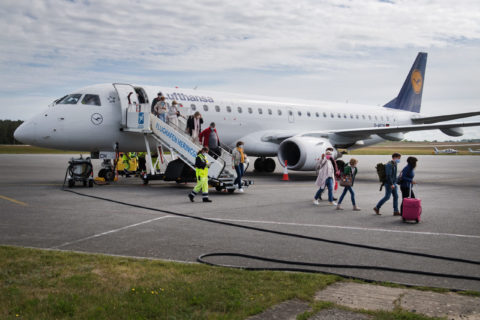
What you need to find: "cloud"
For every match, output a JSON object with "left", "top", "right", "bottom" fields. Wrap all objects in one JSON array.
[{"left": 0, "top": 0, "right": 479, "bottom": 139}]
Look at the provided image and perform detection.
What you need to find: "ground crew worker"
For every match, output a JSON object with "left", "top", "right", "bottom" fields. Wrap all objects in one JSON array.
[
  {"left": 188, "top": 147, "right": 212, "bottom": 203},
  {"left": 121, "top": 152, "right": 131, "bottom": 177},
  {"left": 137, "top": 152, "right": 146, "bottom": 172}
]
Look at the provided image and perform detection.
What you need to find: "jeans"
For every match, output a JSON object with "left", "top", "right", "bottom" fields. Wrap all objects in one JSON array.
[
  {"left": 376, "top": 183, "right": 399, "bottom": 212},
  {"left": 338, "top": 186, "right": 356, "bottom": 206},
  {"left": 315, "top": 177, "right": 334, "bottom": 202},
  {"left": 158, "top": 113, "right": 166, "bottom": 122},
  {"left": 234, "top": 163, "right": 244, "bottom": 189}
]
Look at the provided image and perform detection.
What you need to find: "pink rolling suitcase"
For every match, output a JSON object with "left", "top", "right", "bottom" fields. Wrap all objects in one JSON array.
[{"left": 402, "top": 185, "right": 421, "bottom": 223}]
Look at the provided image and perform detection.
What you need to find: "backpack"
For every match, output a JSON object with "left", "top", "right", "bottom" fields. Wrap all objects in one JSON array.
[{"left": 375, "top": 163, "right": 387, "bottom": 191}]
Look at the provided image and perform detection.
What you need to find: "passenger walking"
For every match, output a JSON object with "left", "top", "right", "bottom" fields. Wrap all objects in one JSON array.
[
  {"left": 232, "top": 141, "right": 247, "bottom": 192},
  {"left": 313, "top": 151, "right": 337, "bottom": 206},
  {"left": 154, "top": 95, "right": 167, "bottom": 122},
  {"left": 399, "top": 156, "right": 418, "bottom": 216},
  {"left": 336, "top": 158, "right": 361, "bottom": 211},
  {"left": 167, "top": 100, "right": 180, "bottom": 127},
  {"left": 186, "top": 111, "right": 203, "bottom": 142},
  {"left": 318, "top": 147, "right": 340, "bottom": 200},
  {"left": 199, "top": 122, "right": 221, "bottom": 159},
  {"left": 373, "top": 153, "right": 402, "bottom": 216},
  {"left": 188, "top": 147, "right": 212, "bottom": 203}
]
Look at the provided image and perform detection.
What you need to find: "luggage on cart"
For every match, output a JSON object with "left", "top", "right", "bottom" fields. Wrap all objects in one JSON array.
[
  {"left": 402, "top": 185, "right": 421, "bottom": 223},
  {"left": 64, "top": 156, "right": 94, "bottom": 188}
]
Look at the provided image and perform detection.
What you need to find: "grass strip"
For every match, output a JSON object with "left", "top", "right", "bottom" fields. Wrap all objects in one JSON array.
[{"left": 0, "top": 245, "right": 338, "bottom": 319}]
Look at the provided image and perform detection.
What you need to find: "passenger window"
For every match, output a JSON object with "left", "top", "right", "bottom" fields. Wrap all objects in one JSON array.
[
  {"left": 343, "top": 113, "right": 347, "bottom": 118},
  {"left": 355, "top": 114, "right": 359, "bottom": 119},
  {"left": 307, "top": 111, "right": 311, "bottom": 117},
  {"left": 226, "top": 106, "right": 232, "bottom": 113},
  {"left": 362, "top": 115, "right": 366, "bottom": 119},
  {"left": 375, "top": 115, "right": 378, "bottom": 120},
  {"left": 288, "top": 110, "right": 293, "bottom": 116},
  {"left": 237, "top": 106, "right": 242, "bottom": 113},
  {"left": 258, "top": 108, "right": 263, "bottom": 115},
  {"left": 298, "top": 111, "right": 302, "bottom": 116},
  {"left": 350, "top": 114, "right": 354, "bottom": 119},
  {"left": 330, "top": 113, "right": 334, "bottom": 118},
  {"left": 315, "top": 112, "right": 319, "bottom": 117},
  {"left": 278, "top": 109, "right": 282, "bottom": 116},
  {"left": 215, "top": 105, "right": 220, "bottom": 112},
  {"left": 81, "top": 94, "right": 101, "bottom": 106},
  {"left": 190, "top": 104, "right": 196, "bottom": 111},
  {"left": 368, "top": 115, "right": 372, "bottom": 120},
  {"left": 386, "top": 116, "right": 390, "bottom": 121},
  {"left": 58, "top": 94, "right": 82, "bottom": 104},
  {"left": 268, "top": 109, "right": 272, "bottom": 115},
  {"left": 203, "top": 105, "right": 209, "bottom": 112},
  {"left": 337, "top": 113, "right": 341, "bottom": 118},
  {"left": 248, "top": 107, "right": 253, "bottom": 114},
  {"left": 323, "top": 112, "right": 327, "bottom": 118}
]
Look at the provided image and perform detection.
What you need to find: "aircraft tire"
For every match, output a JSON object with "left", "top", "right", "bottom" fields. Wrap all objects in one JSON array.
[
  {"left": 254, "top": 158, "right": 265, "bottom": 172},
  {"left": 264, "top": 158, "right": 276, "bottom": 173}
]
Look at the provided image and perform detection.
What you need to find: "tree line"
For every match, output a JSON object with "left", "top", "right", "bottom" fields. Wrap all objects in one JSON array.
[{"left": 0, "top": 120, "right": 24, "bottom": 144}]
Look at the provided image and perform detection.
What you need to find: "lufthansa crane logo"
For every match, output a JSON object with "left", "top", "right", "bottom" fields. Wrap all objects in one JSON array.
[
  {"left": 91, "top": 113, "right": 104, "bottom": 125},
  {"left": 411, "top": 69, "right": 423, "bottom": 94}
]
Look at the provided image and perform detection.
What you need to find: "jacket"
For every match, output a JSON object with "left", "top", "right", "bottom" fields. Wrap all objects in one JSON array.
[
  {"left": 399, "top": 164, "right": 415, "bottom": 188},
  {"left": 199, "top": 127, "right": 220, "bottom": 148},
  {"left": 232, "top": 147, "right": 247, "bottom": 166},
  {"left": 384, "top": 161, "right": 398, "bottom": 186},
  {"left": 195, "top": 153, "right": 208, "bottom": 178},
  {"left": 315, "top": 158, "right": 335, "bottom": 188},
  {"left": 186, "top": 116, "right": 203, "bottom": 135}
]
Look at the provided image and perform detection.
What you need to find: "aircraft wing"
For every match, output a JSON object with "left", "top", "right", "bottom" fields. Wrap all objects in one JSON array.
[
  {"left": 328, "top": 121, "right": 480, "bottom": 138},
  {"left": 411, "top": 111, "right": 480, "bottom": 124}
]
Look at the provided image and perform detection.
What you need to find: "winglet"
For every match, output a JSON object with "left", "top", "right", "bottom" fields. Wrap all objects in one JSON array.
[{"left": 384, "top": 52, "right": 427, "bottom": 113}]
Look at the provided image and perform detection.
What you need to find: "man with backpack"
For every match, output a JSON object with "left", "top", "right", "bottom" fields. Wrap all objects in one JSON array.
[{"left": 374, "top": 153, "right": 401, "bottom": 216}]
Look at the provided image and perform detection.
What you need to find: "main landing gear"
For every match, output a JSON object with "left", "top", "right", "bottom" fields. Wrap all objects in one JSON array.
[{"left": 254, "top": 157, "right": 276, "bottom": 173}]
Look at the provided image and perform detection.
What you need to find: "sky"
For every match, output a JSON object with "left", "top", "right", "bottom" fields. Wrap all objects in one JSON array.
[{"left": 1, "top": 0, "right": 479, "bottom": 141}]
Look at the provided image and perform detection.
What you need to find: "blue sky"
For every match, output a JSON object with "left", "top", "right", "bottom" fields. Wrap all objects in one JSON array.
[{"left": 1, "top": 0, "right": 479, "bottom": 140}]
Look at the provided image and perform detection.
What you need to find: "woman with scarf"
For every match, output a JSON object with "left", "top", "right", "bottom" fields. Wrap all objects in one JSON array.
[{"left": 313, "top": 150, "right": 337, "bottom": 206}]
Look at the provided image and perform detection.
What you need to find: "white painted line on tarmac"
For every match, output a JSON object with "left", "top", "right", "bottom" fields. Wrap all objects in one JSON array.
[
  {"left": 52, "top": 215, "right": 174, "bottom": 249},
  {"left": 206, "top": 218, "right": 480, "bottom": 239}
]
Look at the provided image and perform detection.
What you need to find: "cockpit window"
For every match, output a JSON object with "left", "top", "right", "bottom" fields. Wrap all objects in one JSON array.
[
  {"left": 58, "top": 94, "right": 82, "bottom": 104},
  {"left": 81, "top": 94, "right": 101, "bottom": 106}
]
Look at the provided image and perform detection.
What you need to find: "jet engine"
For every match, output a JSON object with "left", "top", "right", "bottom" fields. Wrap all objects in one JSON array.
[{"left": 277, "top": 136, "right": 335, "bottom": 171}]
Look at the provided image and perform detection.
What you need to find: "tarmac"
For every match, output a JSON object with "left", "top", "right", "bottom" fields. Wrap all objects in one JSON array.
[{"left": 0, "top": 154, "right": 480, "bottom": 317}]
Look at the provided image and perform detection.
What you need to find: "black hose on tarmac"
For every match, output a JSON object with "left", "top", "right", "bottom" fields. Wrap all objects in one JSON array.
[{"left": 63, "top": 189, "right": 480, "bottom": 289}]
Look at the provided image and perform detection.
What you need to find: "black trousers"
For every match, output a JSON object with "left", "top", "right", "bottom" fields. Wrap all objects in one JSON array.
[{"left": 400, "top": 185, "right": 415, "bottom": 215}]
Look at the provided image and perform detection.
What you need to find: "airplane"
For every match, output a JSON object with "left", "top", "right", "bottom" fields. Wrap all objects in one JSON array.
[
  {"left": 468, "top": 148, "right": 480, "bottom": 153},
  {"left": 433, "top": 146, "right": 458, "bottom": 154},
  {"left": 14, "top": 52, "right": 480, "bottom": 175}
]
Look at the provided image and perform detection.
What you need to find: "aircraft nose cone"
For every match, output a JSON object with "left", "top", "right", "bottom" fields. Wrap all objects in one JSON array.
[{"left": 14, "top": 121, "right": 34, "bottom": 144}]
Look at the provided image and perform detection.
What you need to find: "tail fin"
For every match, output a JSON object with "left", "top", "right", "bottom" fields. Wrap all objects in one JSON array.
[{"left": 384, "top": 52, "right": 427, "bottom": 113}]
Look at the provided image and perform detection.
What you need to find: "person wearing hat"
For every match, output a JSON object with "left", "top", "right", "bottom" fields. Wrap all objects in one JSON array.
[{"left": 167, "top": 100, "right": 180, "bottom": 127}]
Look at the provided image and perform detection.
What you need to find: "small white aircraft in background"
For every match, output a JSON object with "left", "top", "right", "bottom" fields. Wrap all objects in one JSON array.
[
  {"left": 433, "top": 146, "right": 458, "bottom": 154},
  {"left": 468, "top": 148, "right": 480, "bottom": 153},
  {"left": 14, "top": 52, "right": 480, "bottom": 175}
]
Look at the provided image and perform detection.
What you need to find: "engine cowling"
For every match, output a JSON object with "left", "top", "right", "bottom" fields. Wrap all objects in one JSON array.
[
  {"left": 440, "top": 127, "right": 463, "bottom": 137},
  {"left": 277, "top": 136, "right": 335, "bottom": 171}
]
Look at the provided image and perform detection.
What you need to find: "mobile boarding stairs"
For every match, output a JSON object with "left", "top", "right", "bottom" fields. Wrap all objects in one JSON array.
[{"left": 120, "top": 100, "right": 252, "bottom": 193}]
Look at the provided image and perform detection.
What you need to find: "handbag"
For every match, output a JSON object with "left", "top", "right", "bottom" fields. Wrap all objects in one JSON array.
[{"left": 339, "top": 173, "right": 353, "bottom": 187}]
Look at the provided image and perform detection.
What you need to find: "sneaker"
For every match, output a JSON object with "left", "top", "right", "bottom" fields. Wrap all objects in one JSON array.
[
  {"left": 313, "top": 199, "right": 319, "bottom": 205},
  {"left": 188, "top": 194, "right": 194, "bottom": 202},
  {"left": 393, "top": 211, "right": 401, "bottom": 216},
  {"left": 336, "top": 205, "right": 344, "bottom": 210},
  {"left": 329, "top": 201, "right": 337, "bottom": 206},
  {"left": 238, "top": 188, "right": 244, "bottom": 193},
  {"left": 203, "top": 198, "right": 212, "bottom": 203},
  {"left": 353, "top": 206, "right": 362, "bottom": 211},
  {"left": 373, "top": 207, "right": 381, "bottom": 215}
]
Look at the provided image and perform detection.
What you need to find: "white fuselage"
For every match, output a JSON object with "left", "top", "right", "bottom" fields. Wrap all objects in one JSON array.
[{"left": 15, "top": 83, "right": 415, "bottom": 158}]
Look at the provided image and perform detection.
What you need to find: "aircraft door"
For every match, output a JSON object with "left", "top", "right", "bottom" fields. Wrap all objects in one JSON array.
[
  {"left": 287, "top": 107, "right": 295, "bottom": 123},
  {"left": 113, "top": 83, "right": 139, "bottom": 127}
]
